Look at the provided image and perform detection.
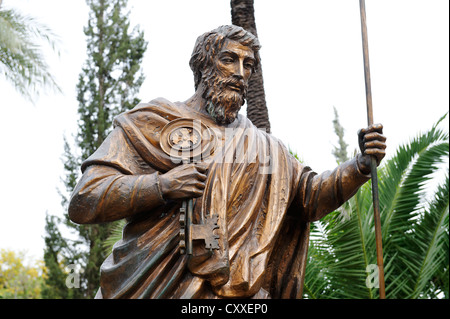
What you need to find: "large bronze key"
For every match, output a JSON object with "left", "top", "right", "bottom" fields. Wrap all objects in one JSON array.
[
  {"left": 190, "top": 212, "right": 220, "bottom": 251},
  {"left": 179, "top": 198, "right": 220, "bottom": 255},
  {"left": 159, "top": 118, "right": 219, "bottom": 255}
]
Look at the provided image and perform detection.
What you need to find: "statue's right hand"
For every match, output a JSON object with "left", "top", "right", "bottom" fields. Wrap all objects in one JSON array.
[{"left": 159, "top": 163, "right": 208, "bottom": 200}]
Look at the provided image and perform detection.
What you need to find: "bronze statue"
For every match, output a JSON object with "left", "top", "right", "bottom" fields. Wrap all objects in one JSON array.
[{"left": 68, "top": 25, "right": 386, "bottom": 299}]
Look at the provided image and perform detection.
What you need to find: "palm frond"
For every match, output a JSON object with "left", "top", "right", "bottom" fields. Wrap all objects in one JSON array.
[
  {"left": 305, "top": 182, "right": 378, "bottom": 299},
  {"left": 379, "top": 116, "right": 448, "bottom": 298},
  {"left": 325, "top": 187, "right": 376, "bottom": 299},
  {"left": 303, "top": 221, "right": 333, "bottom": 298},
  {"left": 409, "top": 172, "right": 449, "bottom": 298},
  {"left": 0, "top": 7, "right": 61, "bottom": 100},
  {"left": 380, "top": 119, "right": 448, "bottom": 239},
  {"left": 305, "top": 114, "right": 448, "bottom": 299},
  {"left": 102, "top": 219, "right": 126, "bottom": 255}
]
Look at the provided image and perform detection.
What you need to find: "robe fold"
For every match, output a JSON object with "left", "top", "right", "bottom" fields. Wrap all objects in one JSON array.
[{"left": 69, "top": 98, "right": 370, "bottom": 299}]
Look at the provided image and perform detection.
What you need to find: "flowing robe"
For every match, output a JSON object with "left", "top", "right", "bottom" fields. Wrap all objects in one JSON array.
[{"left": 68, "top": 98, "right": 370, "bottom": 299}]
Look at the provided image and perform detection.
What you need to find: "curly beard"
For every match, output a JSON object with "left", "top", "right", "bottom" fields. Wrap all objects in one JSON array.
[{"left": 201, "top": 67, "right": 248, "bottom": 125}]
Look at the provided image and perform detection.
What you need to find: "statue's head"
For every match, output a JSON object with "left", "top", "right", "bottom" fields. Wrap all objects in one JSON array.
[{"left": 189, "top": 25, "right": 261, "bottom": 124}]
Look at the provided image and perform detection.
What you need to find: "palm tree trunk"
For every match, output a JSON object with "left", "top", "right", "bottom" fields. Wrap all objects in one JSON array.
[{"left": 230, "top": 0, "right": 271, "bottom": 133}]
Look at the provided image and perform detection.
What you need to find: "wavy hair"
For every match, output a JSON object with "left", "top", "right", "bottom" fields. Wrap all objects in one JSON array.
[{"left": 189, "top": 25, "right": 261, "bottom": 91}]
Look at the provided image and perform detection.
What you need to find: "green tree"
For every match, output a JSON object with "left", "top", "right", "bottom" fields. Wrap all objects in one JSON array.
[
  {"left": 41, "top": 214, "right": 85, "bottom": 299},
  {"left": 304, "top": 114, "right": 449, "bottom": 299},
  {"left": 43, "top": 0, "right": 147, "bottom": 299},
  {"left": 0, "top": 249, "right": 46, "bottom": 299},
  {"left": 332, "top": 106, "right": 350, "bottom": 164},
  {"left": 0, "top": 0, "right": 60, "bottom": 100}
]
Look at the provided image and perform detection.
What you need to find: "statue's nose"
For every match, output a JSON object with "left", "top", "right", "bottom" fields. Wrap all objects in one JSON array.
[{"left": 233, "top": 60, "right": 244, "bottom": 79}]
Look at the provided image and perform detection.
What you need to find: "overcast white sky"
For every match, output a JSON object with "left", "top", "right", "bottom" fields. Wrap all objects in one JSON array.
[{"left": 0, "top": 0, "right": 448, "bottom": 262}]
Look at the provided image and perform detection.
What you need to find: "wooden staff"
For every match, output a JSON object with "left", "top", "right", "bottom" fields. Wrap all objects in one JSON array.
[{"left": 359, "top": 0, "right": 386, "bottom": 299}]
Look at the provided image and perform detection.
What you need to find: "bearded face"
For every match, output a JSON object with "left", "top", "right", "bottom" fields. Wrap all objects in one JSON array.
[
  {"left": 199, "top": 39, "right": 255, "bottom": 125},
  {"left": 201, "top": 67, "right": 248, "bottom": 125}
]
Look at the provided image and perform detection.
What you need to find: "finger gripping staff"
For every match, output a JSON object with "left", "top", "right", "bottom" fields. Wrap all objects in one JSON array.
[{"left": 159, "top": 118, "right": 220, "bottom": 255}]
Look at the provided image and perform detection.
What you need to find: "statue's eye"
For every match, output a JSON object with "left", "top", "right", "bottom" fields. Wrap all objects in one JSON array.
[
  {"left": 244, "top": 62, "right": 254, "bottom": 70},
  {"left": 221, "top": 57, "right": 234, "bottom": 64}
]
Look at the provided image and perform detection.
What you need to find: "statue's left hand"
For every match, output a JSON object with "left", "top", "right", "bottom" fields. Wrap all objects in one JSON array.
[{"left": 357, "top": 123, "right": 387, "bottom": 174}]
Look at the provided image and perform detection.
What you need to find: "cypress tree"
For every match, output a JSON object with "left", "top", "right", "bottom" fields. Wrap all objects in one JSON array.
[
  {"left": 332, "top": 106, "right": 350, "bottom": 164},
  {"left": 43, "top": 0, "right": 147, "bottom": 298}
]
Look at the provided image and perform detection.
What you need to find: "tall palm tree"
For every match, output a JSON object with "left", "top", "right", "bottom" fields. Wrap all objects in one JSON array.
[
  {"left": 0, "top": 1, "right": 60, "bottom": 101},
  {"left": 230, "top": 0, "right": 271, "bottom": 133},
  {"left": 304, "top": 114, "right": 449, "bottom": 299}
]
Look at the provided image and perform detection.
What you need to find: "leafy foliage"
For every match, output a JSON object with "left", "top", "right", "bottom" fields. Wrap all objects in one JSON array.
[
  {"left": 102, "top": 219, "right": 126, "bottom": 255},
  {"left": 304, "top": 114, "right": 449, "bottom": 299},
  {"left": 0, "top": 3, "right": 60, "bottom": 100},
  {"left": 41, "top": 214, "right": 86, "bottom": 299},
  {"left": 0, "top": 249, "right": 46, "bottom": 299},
  {"left": 43, "top": 0, "right": 147, "bottom": 299}
]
